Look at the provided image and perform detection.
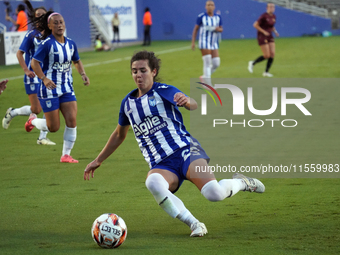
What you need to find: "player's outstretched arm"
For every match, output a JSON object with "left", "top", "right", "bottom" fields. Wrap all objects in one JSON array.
[
  {"left": 174, "top": 92, "right": 198, "bottom": 111},
  {"left": 84, "top": 124, "right": 130, "bottom": 180}
]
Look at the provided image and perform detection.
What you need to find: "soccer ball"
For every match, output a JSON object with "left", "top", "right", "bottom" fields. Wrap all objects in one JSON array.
[{"left": 91, "top": 213, "right": 127, "bottom": 248}]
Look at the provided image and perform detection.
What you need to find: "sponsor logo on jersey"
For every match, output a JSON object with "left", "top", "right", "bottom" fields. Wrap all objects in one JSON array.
[
  {"left": 52, "top": 61, "right": 71, "bottom": 72},
  {"left": 149, "top": 96, "right": 156, "bottom": 107},
  {"left": 133, "top": 116, "right": 168, "bottom": 136}
]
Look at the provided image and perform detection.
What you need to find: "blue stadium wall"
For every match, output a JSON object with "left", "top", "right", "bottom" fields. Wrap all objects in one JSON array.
[
  {"left": 141, "top": 0, "right": 340, "bottom": 40},
  {"left": 0, "top": 0, "right": 338, "bottom": 49}
]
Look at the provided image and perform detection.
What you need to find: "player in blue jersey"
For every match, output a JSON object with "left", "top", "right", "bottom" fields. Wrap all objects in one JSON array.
[
  {"left": 84, "top": 51, "right": 265, "bottom": 237},
  {"left": 24, "top": 11, "right": 90, "bottom": 163},
  {"left": 191, "top": 1, "right": 222, "bottom": 85},
  {"left": 2, "top": 4, "right": 55, "bottom": 145}
]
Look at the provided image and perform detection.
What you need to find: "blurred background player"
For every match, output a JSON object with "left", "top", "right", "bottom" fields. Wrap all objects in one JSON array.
[
  {"left": 142, "top": 7, "right": 152, "bottom": 46},
  {"left": 25, "top": 12, "right": 90, "bottom": 163},
  {"left": 248, "top": 2, "right": 279, "bottom": 77},
  {"left": 0, "top": 79, "right": 9, "bottom": 95},
  {"left": 2, "top": 2, "right": 55, "bottom": 145},
  {"left": 94, "top": 35, "right": 111, "bottom": 51},
  {"left": 84, "top": 50, "right": 265, "bottom": 237},
  {"left": 111, "top": 12, "right": 120, "bottom": 44},
  {"left": 191, "top": 1, "right": 222, "bottom": 85},
  {"left": 5, "top": 3, "right": 28, "bottom": 32}
]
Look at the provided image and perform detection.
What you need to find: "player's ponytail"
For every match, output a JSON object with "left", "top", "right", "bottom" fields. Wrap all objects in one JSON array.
[{"left": 25, "top": 0, "right": 47, "bottom": 24}]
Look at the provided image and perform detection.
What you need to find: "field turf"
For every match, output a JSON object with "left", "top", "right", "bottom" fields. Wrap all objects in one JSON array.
[{"left": 0, "top": 37, "right": 339, "bottom": 254}]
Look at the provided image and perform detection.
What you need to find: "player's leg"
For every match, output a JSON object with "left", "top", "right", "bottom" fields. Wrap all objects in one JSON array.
[
  {"left": 264, "top": 42, "right": 275, "bottom": 75},
  {"left": 248, "top": 43, "right": 270, "bottom": 74},
  {"left": 145, "top": 169, "right": 205, "bottom": 236},
  {"left": 25, "top": 95, "right": 61, "bottom": 133},
  {"left": 27, "top": 93, "right": 55, "bottom": 145},
  {"left": 2, "top": 105, "right": 31, "bottom": 129},
  {"left": 2, "top": 90, "right": 37, "bottom": 129},
  {"left": 60, "top": 99, "right": 78, "bottom": 163},
  {"left": 211, "top": 49, "right": 220, "bottom": 74},
  {"left": 186, "top": 158, "right": 246, "bottom": 201},
  {"left": 200, "top": 49, "right": 212, "bottom": 85}
]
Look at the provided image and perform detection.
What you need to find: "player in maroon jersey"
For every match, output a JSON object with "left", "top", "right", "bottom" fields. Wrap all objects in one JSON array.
[{"left": 248, "top": 2, "right": 279, "bottom": 77}]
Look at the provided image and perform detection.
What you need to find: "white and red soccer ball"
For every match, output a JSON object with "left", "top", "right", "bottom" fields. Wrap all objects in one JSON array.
[{"left": 91, "top": 213, "right": 127, "bottom": 249}]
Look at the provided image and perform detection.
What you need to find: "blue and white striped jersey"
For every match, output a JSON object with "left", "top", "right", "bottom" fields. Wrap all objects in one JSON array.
[
  {"left": 19, "top": 29, "right": 42, "bottom": 85},
  {"left": 196, "top": 12, "right": 222, "bottom": 50},
  {"left": 33, "top": 34, "right": 80, "bottom": 99},
  {"left": 119, "top": 82, "right": 191, "bottom": 168}
]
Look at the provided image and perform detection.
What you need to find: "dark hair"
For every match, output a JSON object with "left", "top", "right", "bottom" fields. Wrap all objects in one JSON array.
[
  {"left": 130, "top": 51, "right": 161, "bottom": 82},
  {"left": 31, "top": 11, "right": 57, "bottom": 40},
  {"left": 144, "top": 7, "right": 150, "bottom": 12},
  {"left": 24, "top": 0, "right": 47, "bottom": 26},
  {"left": 17, "top": 4, "right": 25, "bottom": 12}
]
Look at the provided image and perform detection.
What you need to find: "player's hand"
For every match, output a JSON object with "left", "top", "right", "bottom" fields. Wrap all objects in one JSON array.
[
  {"left": 263, "top": 31, "right": 270, "bottom": 36},
  {"left": 274, "top": 31, "right": 279, "bottom": 37},
  {"left": 0, "top": 79, "right": 8, "bottom": 95},
  {"left": 43, "top": 78, "right": 56, "bottom": 90},
  {"left": 82, "top": 74, "right": 90, "bottom": 86},
  {"left": 174, "top": 92, "right": 188, "bottom": 107},
  {"left": 25, "top": 70, "right": 36, "bottom": 79},
  {"left": 215, "top": 27, "right": 223, "bottom": 32},
  {"left": 191, "top": 42, "right": 195, "bottom": 51},
  {"left": 84, "top": 159, "right": 101, "bottom": 180}
]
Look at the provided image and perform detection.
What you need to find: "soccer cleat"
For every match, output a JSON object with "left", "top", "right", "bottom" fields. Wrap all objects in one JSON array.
[
  {"left": 190, "top": 222, "right": 208, "bottom": 237},
  {"left": 262, "top": 72, "right": 273, "bottom": 77},
  {"left": 233, "top": 173, "right": 265, "bottom": 193},
  {"left": 25, "top": 113, "right": 37, "bottom": 132},
  {"left": 60, "top": 154, "right": 79, "bottom": 163},
  {"left": 2, "top": 107, "right": 14, "bottom": 129},
  {"left": 37, "top": 138, "right": 56, "bottom": 145},
  {"left": 248, "top": 61, "right": 254, "bottom": 73}
]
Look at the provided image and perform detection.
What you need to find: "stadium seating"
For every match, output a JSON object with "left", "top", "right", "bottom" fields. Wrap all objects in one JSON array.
[{"left": 256, "top": 0, "right": 340, "bottom": 28}]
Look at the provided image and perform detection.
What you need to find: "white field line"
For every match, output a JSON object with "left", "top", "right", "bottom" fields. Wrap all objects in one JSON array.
[{"left": 2, "top": 46, "right": 191, "bottom": 80}]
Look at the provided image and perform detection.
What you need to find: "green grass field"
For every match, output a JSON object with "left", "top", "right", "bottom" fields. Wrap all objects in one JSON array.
[{"left": 0, "top": 37, "right": 339, "bottom": 254}]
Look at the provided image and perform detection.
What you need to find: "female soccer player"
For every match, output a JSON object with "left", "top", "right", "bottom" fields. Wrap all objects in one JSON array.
[
  {"left": 84, "top": 50, "right": 265, "bottom": 237},
  {"left": 2, "top": 5, "right": 55, "bottom": 145},
  {"left": 248, "top": 2, "right": 279, "bottom": 77},
  {"left": 191, "top": 1, "right": 222, "bottom": 84},
  {"left": 25, "top": 11, "right": 90, "bottom": 163}
]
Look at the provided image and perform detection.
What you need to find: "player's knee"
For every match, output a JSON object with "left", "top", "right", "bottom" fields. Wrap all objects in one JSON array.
[
  {"left": 145, "top": 173, "right": 169, "bottom": 194},
  {"left": 31, "top": 106, "right": 41, "bottom": 115},
  {"left": 201, "top": 180, "right": 226, "bottom": 202},
  {"left": 47, "top": 124, "right": 59, "bottom": 133}
]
